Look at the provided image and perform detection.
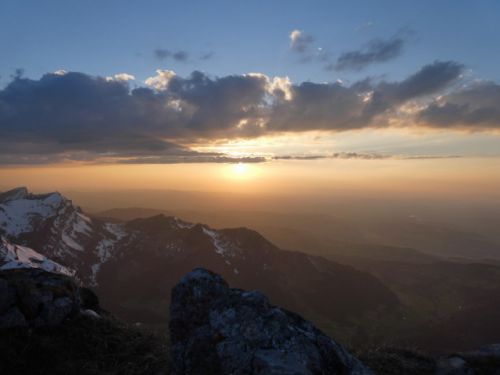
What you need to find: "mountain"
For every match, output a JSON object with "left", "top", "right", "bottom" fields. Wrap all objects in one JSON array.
[
  {"left": 0, "top": 187, "right": 125, "bottom": 284},
  {"left": 96, "top": 215, "right": 398, "bottom": 326},
  {"left": 0, "top": 237, "right": 73, "bottom": 276},
  {"left": 0, "top": 187, "right": 399, "bottom": 333},
  {"left": 94, "top": 205, "right": 500, "bottom": 262},
  {"left": 97, "top": 207, "right": 171, "bottom": 221}
]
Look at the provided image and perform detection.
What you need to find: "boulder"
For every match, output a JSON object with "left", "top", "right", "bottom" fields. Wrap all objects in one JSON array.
[
  {"left": 170, "top": 268, "right": 373, "bottom": 375},
  {"left": 0, "top": 268, "right": 103, "bottom": 328},
  {"left": 436, "top": 344, "right": 500, "bottom": 374}
]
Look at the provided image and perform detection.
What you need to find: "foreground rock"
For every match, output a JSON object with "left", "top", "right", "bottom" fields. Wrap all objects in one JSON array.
[
  {"left": 0, "top": 268, "right": 102, "bottom": 328},
  {"left": 170, "top": 268, "right": 372, "bottom": 375},
  {"left": 436, "top": 344, "right": 500, "bottom": 374}
]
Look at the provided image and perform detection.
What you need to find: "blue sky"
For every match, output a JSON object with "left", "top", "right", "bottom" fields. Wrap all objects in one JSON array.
[
  {"left": 1, "top": 0, "right": 499, "bottom": 85},
  {"left": 0, "top": 0, "right": 500, "bottom": 166}
]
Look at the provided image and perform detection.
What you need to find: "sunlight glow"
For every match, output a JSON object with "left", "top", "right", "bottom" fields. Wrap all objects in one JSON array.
[{"left": 233, "top": 163, "right": 248, "bottom": 175}]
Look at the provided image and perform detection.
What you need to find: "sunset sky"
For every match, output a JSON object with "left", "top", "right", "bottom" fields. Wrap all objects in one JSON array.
[{"left": 1, "top": 0, "right": 499, "bottom": 198}]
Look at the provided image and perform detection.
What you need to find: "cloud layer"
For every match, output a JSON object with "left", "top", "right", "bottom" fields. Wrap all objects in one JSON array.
[{"left": 0, "top": 61, "right": 497, "bottom": 165}]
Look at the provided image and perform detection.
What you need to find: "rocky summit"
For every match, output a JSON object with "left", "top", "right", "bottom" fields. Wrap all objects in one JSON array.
[
  {"left": 169, "top": 268, "right": 373, "bottom": 375},
  {"left": 0, "top": 268, "right": 102, "bottom": 328}
]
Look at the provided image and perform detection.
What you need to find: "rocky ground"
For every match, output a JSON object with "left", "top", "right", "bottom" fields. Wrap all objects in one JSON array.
[{"left": 1, "top": 268, "right": 500, "bottom": 374}]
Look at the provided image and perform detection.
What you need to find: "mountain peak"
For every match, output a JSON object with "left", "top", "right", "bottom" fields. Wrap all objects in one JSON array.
[
  {"left": 0, "top": 189, "right": 69, "bottom": 237},
  {"left": 0, "top": 187, "right": 29, "bottom": 202}
]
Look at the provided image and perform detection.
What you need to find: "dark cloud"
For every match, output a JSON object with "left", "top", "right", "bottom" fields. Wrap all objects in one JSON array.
[
  {"left": 273, "top": 153, "right": 461, "bottom": 161},
  {"left": 154, "top": 49, "right": 214, "bottom": 62},
  {"left": 274, "top": 153, "right": 389, "bottom": 160},
  {"left": 119, "top": 155, "right": 266, "bottom": 164},
  {"left": 0, "top": 71, "right": 269, "bottom": 164},
  {"left": 332, "top": 29, "right": 416, "bottom": 71},
  {"left": 402, "top": 154, "right": 462, "bottom": 160},
  {"left": 360, "top": 60, "right": 464, "bottom": 119},
  {"left": 154, "top": 49, "right": 190, "bottom": 62},
  {"left": 418, "top": 82, "right": 500, "bottom": 129},
  {"left": 290, "top": 29, "right": 414, "bottom": 71},
  {"left": 333, "top": 37, "right": 405, "bottom": 71},
  {"left": 385, "top": 60, "right": 464, "bottom": 101},
  {"left": 0, "top": 61, "right": 482, "bottom": 165},
  {"left": 269, "top": 61, "right": 464, "bottom": 132}
]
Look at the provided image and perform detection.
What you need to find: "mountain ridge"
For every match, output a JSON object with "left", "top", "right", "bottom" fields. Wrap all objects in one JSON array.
[{"left": 0, "top": 187, "right": 399, "bottom": 334}]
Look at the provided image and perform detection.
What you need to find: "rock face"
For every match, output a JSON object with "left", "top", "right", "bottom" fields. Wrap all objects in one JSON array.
[
  {"left": 0, "top": 268, "right": 101, "bottom": 328},
  {"left": 170, "top": 268, "right": 373, "bottom": 375}
]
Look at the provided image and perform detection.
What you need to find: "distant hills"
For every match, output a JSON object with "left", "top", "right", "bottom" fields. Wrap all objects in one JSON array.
[{"left": 0, "top": 187, "right": 398, "bottom": 339}]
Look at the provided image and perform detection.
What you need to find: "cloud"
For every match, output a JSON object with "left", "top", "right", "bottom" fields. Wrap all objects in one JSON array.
[
  {"left": 269, "top": 61, "right": 464, "bottom": 132},
  {"left": 417, "top": 81, "right": 500, "bottom": 129},
  {"left": 145, "top": 69, "right": 177, "bottom": 90},
  {"left": 332, "top": 30, "right": 415, "bottom": 71},
  {"left": 274, "top": 153, "right": 462, "bottom": 161},
  {"left": 273, "top": 153, "right": 462, "bottom": 161},
  {"left": 154, "top": 49, "right": 189, "bottom": 62},
  {"left": 289, "top": 30, "right": 315, "bottom": 60},
  {"left": 119, "top": 155, "right": 266, "bottom": 164},
  {"left": 54, "top": 69, "right": 68, "bottom": 76},
  {"left": 0, "top": 70, "right": 269, "bottom": 164},
  {"left": 290, "top": 28, "right": 414, "bottom": 71},
  {"left": 274, "top": 152, "right": 390, "bottom": 160},
  {"left": 154, "top": 49, "right": 214, "bottom": 63},
  {"left": 106, "top": 73, "right": 135, "bottom": 82},
  {"left": 0, "top": 61, "right": 488, "bottom": 165},
  {"left": 359, "top": 60, "right": 464, "bottom": 119}
]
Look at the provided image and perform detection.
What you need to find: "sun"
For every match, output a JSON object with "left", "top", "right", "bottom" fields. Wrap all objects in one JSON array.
[
  {"left": 233, "top": 163, "right": 248, "bottom": 175},
  {"left": 223, "top": 162, "right": 258, "bottom": 181}
]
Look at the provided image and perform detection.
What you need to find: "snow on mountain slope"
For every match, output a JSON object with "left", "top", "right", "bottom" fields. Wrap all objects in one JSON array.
[
  {"left": 0, "top": 189, "right": 65, "bottom": 236},
  {"left": 0, "top": 187, "right": 125, "bottom": 283},
  {"left": 0, "top": 237, "right": 74, "bottom": 276},
  {"left": 90, "top": 222, "right": 127, "bottom": 286}
]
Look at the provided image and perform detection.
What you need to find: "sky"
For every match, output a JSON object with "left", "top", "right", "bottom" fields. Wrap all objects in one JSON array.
[{"left": 1, "top": 0, "right": 499, "bottom": 198}]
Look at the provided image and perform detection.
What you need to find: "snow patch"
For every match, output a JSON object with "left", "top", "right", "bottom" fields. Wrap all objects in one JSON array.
[
  {"left": 0, "top": 192, "right": 64, "bottom": 236},
  {"left": 0, "top": 237, "right": 74, "bottom": 276},
  {"left": 61, "top": 233, "right": 84, "bottom": 251},
  {"left": 89, "top": 223, "right": 127, "bottom": 286},
  {"left": 174, "top": 216, "right": 194, "bottom": 229},
  {"left": 202, "top": 227, "right": 231, "bottom": 258}
]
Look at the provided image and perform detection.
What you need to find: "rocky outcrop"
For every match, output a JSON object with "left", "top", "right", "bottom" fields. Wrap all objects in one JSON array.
[
  {"left": 0, "top": 268, "right": 102, "bottom": 328},
  {"left": 170, "top": 268, "right": 373, "bottom": 375},
  {"left": 436, "top": 344, "right": 500, "bottom": 374}
]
